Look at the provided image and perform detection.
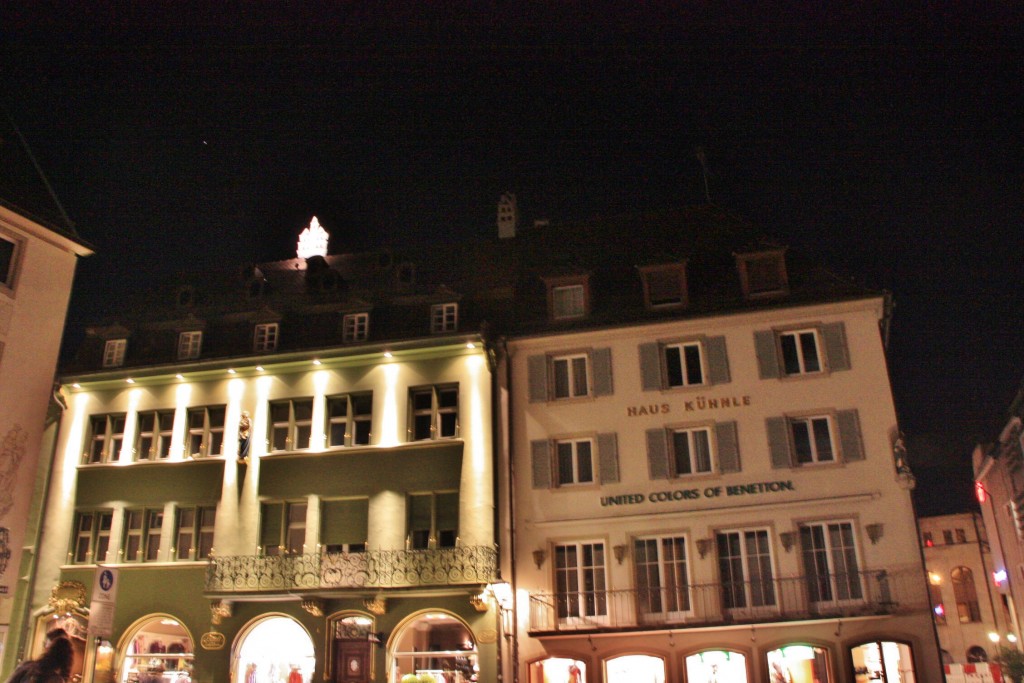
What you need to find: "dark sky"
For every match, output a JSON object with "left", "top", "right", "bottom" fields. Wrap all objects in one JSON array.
[{"left": 3, "top": 5, "right": 1023, "bottom": 514}]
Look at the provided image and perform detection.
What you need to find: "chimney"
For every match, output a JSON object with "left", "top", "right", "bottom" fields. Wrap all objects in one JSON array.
[{"left": 497, "top": 192, "right": 517, "bottom": 239}]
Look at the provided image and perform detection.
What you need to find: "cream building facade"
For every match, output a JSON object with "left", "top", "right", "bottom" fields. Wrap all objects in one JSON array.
[{"left": 495, "top": 209, "right": 941, "bottom": 683}]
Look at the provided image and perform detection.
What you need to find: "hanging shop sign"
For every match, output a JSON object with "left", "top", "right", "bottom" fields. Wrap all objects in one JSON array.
[{"left": 601, "top": 480, "right": 795, "bottom": 508}]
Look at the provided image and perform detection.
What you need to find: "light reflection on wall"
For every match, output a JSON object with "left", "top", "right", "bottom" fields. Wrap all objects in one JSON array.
[
  {"left": 252, "top": 377, "right": 272, "bottom": 457},
  {"left": 172, "top": 382, "right": 192, "bottom": 460},
  {"left": 61, "top": 393, "right": 90, "bottom": 495},
  {"left": 119, "top": 388, "right": 142, "bottom": 463},
  {"left": 311, "top": 371, "right": 328, "bottom": 452},
  {"left": 378, "top": 364, "right": 400, "bottom": 447}
]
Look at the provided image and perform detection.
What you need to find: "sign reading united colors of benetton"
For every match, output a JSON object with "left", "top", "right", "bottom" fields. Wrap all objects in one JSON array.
[{"left": 601, "top": 480, "right": 795, "bottom": 507}]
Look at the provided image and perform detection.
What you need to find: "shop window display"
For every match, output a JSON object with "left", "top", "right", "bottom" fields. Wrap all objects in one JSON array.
[
  {"left": 685, "top": 650, "right": 747, "bottom": 683},
  {"left": 851, "top": 641, "right": 916, "bottom": 683},
  {"left": 605, "top": 655, "right": 665, "bottom": 683},
  {"left": 527, "top": 657, "right": 586, "bottom": 683},
  {"left": 390, "top": 612, "right": 477, "bottom": 683},
  {"left": 119, "top": 616, "right": 194, "bottom": 683},
  {"left": 233, "top": 616, "right": 314, "bottom": 683},
  {"left": 766, "top": 645, "right": 831, "bottom": 683}
]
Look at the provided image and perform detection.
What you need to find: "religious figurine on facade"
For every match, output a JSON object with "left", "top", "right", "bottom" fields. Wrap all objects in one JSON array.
[{"left": 238, "top": 411, "right": 251, "bottom": 463}]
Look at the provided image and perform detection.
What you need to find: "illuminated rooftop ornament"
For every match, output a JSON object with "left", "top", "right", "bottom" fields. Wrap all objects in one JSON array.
[{"left": 297, "top": 216, "right": 330, "bottom": 259}]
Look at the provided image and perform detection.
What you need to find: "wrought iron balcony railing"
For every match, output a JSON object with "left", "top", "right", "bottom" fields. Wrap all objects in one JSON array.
[
  {"left": 528, "top": 568, "right": 928, "bottom": 633},
  {"left": 205, "top": 545, "right": 497, "bottom": 593}
]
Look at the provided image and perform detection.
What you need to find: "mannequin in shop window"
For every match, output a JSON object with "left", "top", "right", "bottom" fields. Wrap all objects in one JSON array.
[{"left": 568, "top": 663, "right": 581, "bottom": 683}]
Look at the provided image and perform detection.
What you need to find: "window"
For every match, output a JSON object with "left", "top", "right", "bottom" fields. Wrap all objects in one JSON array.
[
  {"left": 639, "top": 263, "right": 687, "bottom": 309},
  {"left": 177, "top": 331, "right": 203, "bottom": 360},
  {"left": 531, "top": 434, "right": 619, "bottom": 488},
  {"left": 85, "top": 415, "right": 126, "bottom": 464},
  {"left": 254, "top": 322, "right": 279, "bottom": 352},
  {"left": 135, "top": 410, "right": 174, "bottom": 460},
  {"left": 342, "top": 313, "right": 369, "bottom": 343},
  {"left": 269, "top": 398, "right": 314, "bottom": 451},
  {"left": 123, "top": 508, "right": 164, "bottom": 562},
  {"left": 923, "top": 531, "right": 934, "bottom": 547},
  {"left": 0, "top": 233, "right": 21, "bottom": 293},
  {"left": 767, "top": 410, "right": 864, "bottom": 468},
  {"left": 260, "top": 502, "right": 307, "bottom": 555},
  {"left": 790, "top": 415, "right": 836, "bottom": 464},
  {"left": 430, "top": 303, "right": 458, "bottom": 333},
  {"left": 736, "top": 250, "right": 788, "bottom": 297},
  {"left": 408, "top": 492, "right": 458, "bottom": 550},
  {"left": 320, "top": 498, "right": 369, "bottom": 553},
  {"left": 409, "top": 385, "right": 458, "bottom": 440},
  {"left": 955, "top": 528, "right": 967, "bottom": 544},
  {"left": 555, "top": 542, "right": 607, "bottom": 620},
  {"left": 646, "top": 422, "right": 739, "bottom": 479},
  {"left": 186, "top": 405, "right": 225, "bottom": 457},
  {"left": 634, "top": 536, "right": 690, "bottom": 617},
  {"left": 556, "top": 438, "right": 594, "bottom": 486},
  {"left": 552, "top": 284, "right": 585, "bottom": 319},
  {"left": 717, "top": 529, "right": 776, "bottom": 610},
  {"left": 103, "top": 339, "right": 127, "bottom": 368},
  {"left": 175, "top": 506, "right": 216, "bottom": 560},
  {"left": 71, "top": 510, "right": 112, "bottom": 564},
  {"left": 943, "top": 530, "right": 954, "bottom": 545},
  {"left": 528, "top": 348, "right": 613, "bottom": 402},
  {"left": 952, "top": 566, "right": 981, "bottom": 623},
  {"left": 800, "top": 521, "right": 863, "bottom": 603},
  {"left": 929, "top": 579, "right": 946, "bottom": 625},
  {"left": 671, "top": 427, "right": 712, "bottom": 476},
  {"left": 754, "top": 323, "right": 851, "bottom": 379},
  {"left": 326, "top": 393, "right": 373, "bottom": 447},
  {"left": 638, "top": 337, "right": 730, "bottom": 391}
]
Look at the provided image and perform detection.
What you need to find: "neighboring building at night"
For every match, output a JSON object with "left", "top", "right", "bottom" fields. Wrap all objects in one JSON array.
[
  {"left": 496, "top": 208, "right": 941, "bottom": 683},
  {"left": 973, "top": 379, "right": 1024, "bottom": 658},
  {"left": 919, "top": 512, "right": 1015, "bottom": 664},
  {"left": 0, "top": 119, "right": 92, "bottom": 671},
  {"left": 23, "top": 219, "right": 503, "bottom": 683}
]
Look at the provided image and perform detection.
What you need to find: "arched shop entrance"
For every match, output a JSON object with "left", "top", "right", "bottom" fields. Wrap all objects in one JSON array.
[
  {"left": 388, "top": 611, "right": 478, "bottom": 683},
  {"left": 851, "top": 641, "right": 916, "bottom": 683},
  {"left": 527, "top": 657, "right": 586, "bottom": 683},
  {"left": 766, "top": 645, "right": 831, "bottom": 683},
  {"left": 117, "top": 614, "right": 194, "bottom": 683},
  {"left": 232, "top": 615, "right": 315, "bottom": 683},
  {"left": 685, "top": 649, "right": 748, "bottom": 683},
  {"left": 605, "top": 654, "right": 665, "bottom": 683}
]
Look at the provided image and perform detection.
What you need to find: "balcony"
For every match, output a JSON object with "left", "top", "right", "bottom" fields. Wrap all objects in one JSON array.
[
  {"left": 205, "top": 546, "right": 497, "bottom": 594},
  {"left": 528, "top": 568, "right": 928, "bottom": 634}
]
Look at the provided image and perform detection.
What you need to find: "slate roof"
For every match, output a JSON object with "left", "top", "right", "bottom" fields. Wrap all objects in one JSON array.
[{"left": 65, "top": 205, "right": 880, "bottom": 374}]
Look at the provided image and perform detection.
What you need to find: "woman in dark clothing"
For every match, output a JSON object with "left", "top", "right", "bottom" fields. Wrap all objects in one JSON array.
[{"left": 5, "top": 635, "right": 73, "bottom": 683}]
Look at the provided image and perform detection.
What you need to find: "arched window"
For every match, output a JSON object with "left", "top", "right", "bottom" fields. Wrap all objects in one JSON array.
[
  {"left": 389, "top": 611, "right": 477, "bottom": 682},
  {"left": 118, "top": 614, "right": 194, "bottom": 683},
  {"left": 528, "top": 657, "right": 586, "bottom": 683},
  {"left": 232, "top": 614, "right": 314, "bottom": 683},
  {"left": 967, "top": 646, "right": 989, "bottom": 662},
  {"left": 685, "top": 650, "right": 748, "bottom": 683},
  {"left": 952, "top": 566, "right": 982, "bottom": 623},
  {"left": 606, "top": 655, "right": 665, "bottom": 683}
]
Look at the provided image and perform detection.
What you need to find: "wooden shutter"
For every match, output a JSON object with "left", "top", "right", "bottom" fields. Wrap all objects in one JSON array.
[
  {"left": 754, "top": 330, "right": 781, "bottom": 379},
  {"left": 260, "top": 502, "right": 283, "bottom": 547},
  {"left": 597, "top": 432, "right": 619, "bottom": 483},
  {"left": 639, "top": 342, "right": 662, "bottom": 391},
  {"left": 531, "top": 439, "right": 552, "bottom": 489},
  {"left": 646, "top": 428, "right": 669, "bottom": 480},
  {"left": 527, "top": 355, "right": 549, "bottom": 402},
  {"left": 837, "top": 409, "right": 865, "bottom": 461},
  {"left": 822, "top": 322, "right": 851, "bottom": 372},
  {"left": 706, "top": 336, "right": 731, "bottom": 384},
  {"left": 592, "top": 348, "right": 614, "bottom": 396},
  {"left": 766, "top": 417, "right": 792, "bottom": 469},
  {"left": 716, "top": 421, "right": 740, "bottom": 473}
]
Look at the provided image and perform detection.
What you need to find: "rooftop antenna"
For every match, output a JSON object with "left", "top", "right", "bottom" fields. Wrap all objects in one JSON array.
[
  {"left": 3, "top": 108, "right": 75, "bottom": 230},
  {"left": 695, "top": 146, "right": 711, "bottom": 204}
]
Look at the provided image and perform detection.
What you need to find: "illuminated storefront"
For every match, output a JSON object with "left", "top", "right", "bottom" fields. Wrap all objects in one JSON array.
[
  {"left": 766, "top": 645, "right": 830, "bottom": 683},
  {"left": 852, "top": 641, "right": 916, "bottom": 683},
  {"left": 685, "top": 650, "right": 747, "bottom": 683},
  {"left": 528, "top": 657, "right": 586, "bottom": 683},
  {"left": 388, "top": 611, "right": 478, "bottom": 683},
  {"left": 119, "top": 615, "right": 194, "bottom": 683},
  {"left": 232, "top": 615, "right": 314, "bottom": 683}
]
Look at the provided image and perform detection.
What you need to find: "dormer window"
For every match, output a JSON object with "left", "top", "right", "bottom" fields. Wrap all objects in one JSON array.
[
  {"left": 545, "top": 275, "right": 589, "bottom": 321},
  {"left": 431, "top": 303, "right": 458, "bottom": 333},
  {"left": 737, "top": 250, "right": 789, "bottom": 298},
  {"left": 639, "top": 263, "right": 688, "bottom": 309},
  {"left": 103, "top": 339, "right": 127, "bottom": 368},
  {"left": 177, "top": 331, "right": 203, "bottom": 360},
  {"left": 343, "top": 313, "right": 369, "bottom": 343},
  {"left": 254, "top": 323, "right": 279, "bottom": 353}
]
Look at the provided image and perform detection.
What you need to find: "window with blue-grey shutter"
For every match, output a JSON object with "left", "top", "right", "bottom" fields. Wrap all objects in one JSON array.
[
  {"left": 528, "top": 349, "right": 613, "bottom": 401},
  {"left": 755, "top": 323, "right": 851, "bottom": 379},
  {"left": 716, "top": 421, "right": 740, "bottom": 473},
  {"left": 531, "top": 440, "right": 551, "bottom": 488},
  {"left": 766, "top": 417, "right": 792, "bottom": 468},
  {"left": 528, "top": 355, "right": 548, "bottom": 402},
  {"left": 822, "top": 323, "right": 851, "bottom": 372},
  {"left": 836, "top": 409, "right": 864, "bottom": 461},
  {"left": 639, "top": 336, "right": 730, "bottom": 391},
  {"left": 647, "top": 428, "right": 670, "bottom": 480},
  {"left": 597, "top": 432, "right": 619, "bottom": 483},
  {"left": 768, "top": 409, "right": 864, "bottom": 468},
  {"left": 592, "top": 348, "right": 614, "bottom": 397}
]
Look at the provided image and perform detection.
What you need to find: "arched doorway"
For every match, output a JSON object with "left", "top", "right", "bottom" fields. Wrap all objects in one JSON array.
[
  {"left": 685, "top": 649, "right": 748, "bottom": 683},
  {"left": 117, "top": 614, "right": 194, "bottom": 683},
  {"left": 388, "top": 611, "right": 477, "bottom": 683},
  {"left": 606, "top": 654, "right": 664, "bottom": 683},
  {"left": 327, "top": 612, "right": 375, "bottom": 683},
  {"left": 850, "top": 640, "right": 916, "bottom": 683},
  {"left": 233, "top": 614, "right": 315, "bottom": 683}
]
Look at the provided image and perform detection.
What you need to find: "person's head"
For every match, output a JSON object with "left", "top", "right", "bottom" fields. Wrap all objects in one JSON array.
[
  {"left": 38, "top": 636, "right": 73, "bottom": 677},
  {"left": 44, "top": 628, "right": 68, "bottom": 648}
]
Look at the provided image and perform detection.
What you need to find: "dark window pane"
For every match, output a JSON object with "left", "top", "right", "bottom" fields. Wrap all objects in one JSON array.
[
  {"left": 439, "top": 412, "right": 457, "bottom": 438},
  {"left": 781, "top": 335, "right": 800, "bottom": 374},
  {"left": 800, "top": 332, "right": 821, "bottom": 372},
  {"left": 684, "top": 345, "right": 703, "bottom": 384},
  {"left": 665, "top": 347, "right": 683, "bottom": 386},
  {"left": 354, "top": 421, "right": 371, "bottom": 445},
  {"left": 438, "top": 388, "right": 458, "bottom": 408},
  {"left": 414, "top": 415, "right": 432, "bottom": 440}
]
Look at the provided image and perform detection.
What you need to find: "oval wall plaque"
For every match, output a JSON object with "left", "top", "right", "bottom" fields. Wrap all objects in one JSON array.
[{"left": 201, "top": 632, "right": 226, "bottom": 650}]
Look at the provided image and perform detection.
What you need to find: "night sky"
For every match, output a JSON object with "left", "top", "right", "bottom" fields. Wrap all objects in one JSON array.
[{"left": 3, "top": 5, "right": 1023, "bottom": 514}]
